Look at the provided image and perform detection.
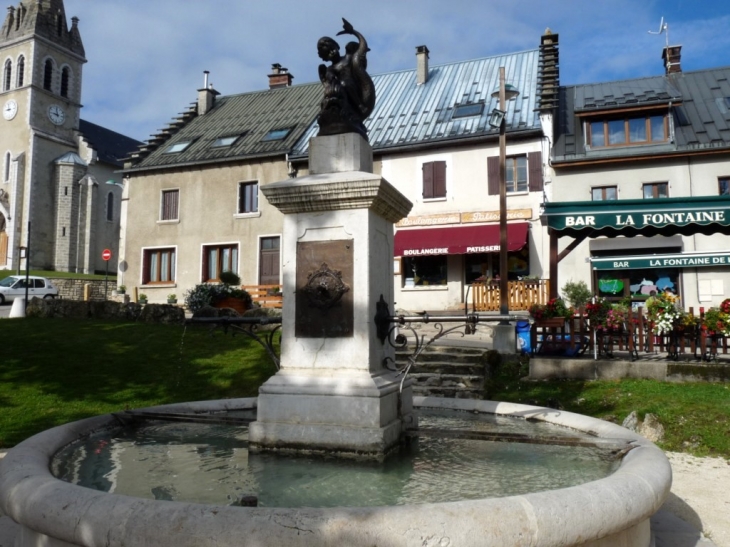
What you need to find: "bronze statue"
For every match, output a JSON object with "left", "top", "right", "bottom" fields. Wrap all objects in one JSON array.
[{"left": 317, "top": 18, "right": 375, "bottom": 140}]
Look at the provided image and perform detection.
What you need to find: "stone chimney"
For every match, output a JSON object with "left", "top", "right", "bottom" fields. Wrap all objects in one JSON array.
[
  {"left": 662, "top": 45, "right": 682, "bottom": 74},
  {"left": 416, "top": 45, "right": 430, "bottom": 85},
  {"left": 536, "top": 29, "right": 559, "bottom": 113},
  {"left": 197, "top": 71, "right": 220, "bottom": 116},
  {"left": 268, "top": 63, "right": 293, "bottom": 89}
]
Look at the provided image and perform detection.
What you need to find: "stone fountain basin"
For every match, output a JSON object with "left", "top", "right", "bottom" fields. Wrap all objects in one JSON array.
[{"left": 0, "top": 397, "right": 671, "bottom": 547}]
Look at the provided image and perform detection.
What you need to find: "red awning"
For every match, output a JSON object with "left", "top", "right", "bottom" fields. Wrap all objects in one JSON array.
[{"left": 394, "top": 223, "right": 529, "bottom": 257}]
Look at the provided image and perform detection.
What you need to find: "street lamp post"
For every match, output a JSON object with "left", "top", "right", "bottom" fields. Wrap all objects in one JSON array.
[{"left": 490, "top": 67, "right": 520, "bottom": 317}]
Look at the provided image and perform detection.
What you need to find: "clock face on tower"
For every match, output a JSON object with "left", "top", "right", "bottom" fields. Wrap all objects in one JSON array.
[
  {"left": 3, "top": 100, "right": 17, "bottom": 120},
  {"left": 48, "top": 104, "right": 66, "bottom": 125}
]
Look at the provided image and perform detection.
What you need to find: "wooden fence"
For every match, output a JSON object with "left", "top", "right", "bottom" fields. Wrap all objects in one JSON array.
[
  {"left": 472, "top": 279, "right": 550, "bottom": 312},
  {"left": 531, "top": 306, "right": 729, "bottom": 361},
  {"left": 242, "top": 285, "right": 282, "bottom": 309}
]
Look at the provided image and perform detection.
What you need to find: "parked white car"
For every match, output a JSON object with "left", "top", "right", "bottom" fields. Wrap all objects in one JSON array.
[{"left": 0, "top": 275, "right": 59, "bottom": 303}]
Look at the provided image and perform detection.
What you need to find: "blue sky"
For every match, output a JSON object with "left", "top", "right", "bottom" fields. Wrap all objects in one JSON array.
[{"left": 62, "top": 0, "right": 730, "bottom": 142}]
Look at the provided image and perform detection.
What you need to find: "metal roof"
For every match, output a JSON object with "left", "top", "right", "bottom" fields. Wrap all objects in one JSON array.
[
  {"left": 553, "top": 67, "right": 730, "bottom": 163},
  {"left": 293, "top": 49, "right": 541, "bottom": 156},
  {"left": 128, "top": 48, "right": 541, "bottom": 171},
  {"left": 130, "top": 82, "right": 322, "bottom": 170}
]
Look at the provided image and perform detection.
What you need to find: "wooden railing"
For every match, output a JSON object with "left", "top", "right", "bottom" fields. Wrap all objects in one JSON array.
[
  {"left": 531, "top": 306, "right": 729, "bottom": 361},
  {"left": 472, "top": 279, "right": 550, "bottom": 312},
  {"left": 242, "top": 284, "right": 282, "bottom": 309}
]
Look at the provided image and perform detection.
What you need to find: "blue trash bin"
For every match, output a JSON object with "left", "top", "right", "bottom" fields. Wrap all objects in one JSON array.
[{"left": 515, "top": 320, "right": 531, "bottom": 354}]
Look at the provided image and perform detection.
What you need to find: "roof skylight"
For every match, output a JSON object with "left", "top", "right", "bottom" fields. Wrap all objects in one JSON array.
[
  {"left": 211, "top": 135, "right": 242, "bottom": 148},
  {"left": 261, "top": 127, "right": 293, "bottom": 142},
  {"left": 164, "top": 141, "right": 194, "bottom": 154},
  {"left": 452, "top": 102, "right": 484, "bottom": 119}
]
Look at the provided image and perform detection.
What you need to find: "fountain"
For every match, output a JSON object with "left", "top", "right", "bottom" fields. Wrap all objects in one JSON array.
[{"left": 0, "top": 19, "right": 671, "bottom": 547}]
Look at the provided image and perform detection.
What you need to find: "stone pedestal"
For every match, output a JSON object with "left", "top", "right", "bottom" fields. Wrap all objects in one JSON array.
[
  {"left": 492, "top": 323, "right": 517, "bottom": 354},
  {"left": 250, "top": 134, "right": 414, "bottom": 458}
]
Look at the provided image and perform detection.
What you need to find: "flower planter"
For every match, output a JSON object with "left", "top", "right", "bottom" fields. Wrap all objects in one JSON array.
[
  {"left": 534, "top": 317, "right": 566, "bottom": 328},
  {"left": 214, "top": 297, "right": 249, "bottom": 314}
]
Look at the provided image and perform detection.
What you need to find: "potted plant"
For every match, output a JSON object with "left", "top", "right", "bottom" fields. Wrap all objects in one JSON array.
[
  {"left": 701, "top": 300, "right": 730, "bottom": 337},
  {"left": 528, "top": 297, "right": 574, "bottom": 328},
  {"left": 117, "top": 285, "right": 126, "bottom": 295},
  {"left": 138, "top": 293, "right": 148, "bottom": 305},
  {"left": 167, "top": 293, "right": 178, "bottom": 304},
  {"left": 561, "top": 280, "right": 592, "bottom": 310},
  {"left": 184, "top": 272, "right": 252, "bottom": 314},
  {"left": 646, "top": 292, "right": 682, "bottom": 334}
]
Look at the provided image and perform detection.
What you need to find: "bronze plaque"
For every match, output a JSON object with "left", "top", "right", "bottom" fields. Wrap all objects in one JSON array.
[{"left": 295, "top": 240, "right": 354, "bottom": 338}]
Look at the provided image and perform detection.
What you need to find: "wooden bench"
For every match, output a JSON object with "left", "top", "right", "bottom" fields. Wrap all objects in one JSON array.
[{"left": 242, "top": 285, "right": 282, "bottom": 309}]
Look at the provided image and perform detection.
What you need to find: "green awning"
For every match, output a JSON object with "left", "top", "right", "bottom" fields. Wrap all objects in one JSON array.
[
  {"left": 591, "top": 251, "right": 730, "bottom": 270},
  {"left": 541, "top": 195, "right": 730, "bottom": 238}
]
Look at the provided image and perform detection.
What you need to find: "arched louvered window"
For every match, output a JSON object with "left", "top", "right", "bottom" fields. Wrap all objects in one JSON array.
[
  {"left": 3, "top": 60, "right": 11, "bottom": 91},
  {"left": 106, "top": 192, "right": 114, "bottom": 222},
  {"left": 4, "top": 152, "right": 11, "bottom": 183},
  {"left": 16, "top": 56, "right": 24, "bottom": 87},
  {"left": 43, "top": 59, "right": 53, "bottom": 90},
  {"left": 60, "top": 67, "right": 70, "bottom": 98}
]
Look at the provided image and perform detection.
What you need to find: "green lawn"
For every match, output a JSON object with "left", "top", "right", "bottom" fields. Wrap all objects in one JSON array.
[
  {"left": 486, "top": 358, "right": 730, "bottom": 458},
  {"left": 0, "top": 270, "right": 115, "bottom": 281},
  {"left": 2, "top": 318, "right": 729, "bottom": 458},
  {"left": 0, "top": 318, "right": 277, "bottom": 448}
]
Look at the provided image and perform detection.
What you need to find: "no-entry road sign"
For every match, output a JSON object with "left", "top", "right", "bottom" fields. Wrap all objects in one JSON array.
[{"left": 102, "top": 249, "right": 112, "bottom": 261}]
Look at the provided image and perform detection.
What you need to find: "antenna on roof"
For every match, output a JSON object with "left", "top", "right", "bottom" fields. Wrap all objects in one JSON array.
[{"left": 648, "top": 17, "right": 669, "bottom": 48}]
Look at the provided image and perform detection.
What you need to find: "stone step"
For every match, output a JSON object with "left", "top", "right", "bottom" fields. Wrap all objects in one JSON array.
[
  {"left": 407, "top": 363, "right": 485, "bottom": 376},
  {"left": 411, "top": 386, "right": 483, "bottom": 399},
  {"left": 409, "top": 374, "right": 484, "bottom": 388},
  {"left": 395, "top": 350, "right": 485, "bottom": 364}
]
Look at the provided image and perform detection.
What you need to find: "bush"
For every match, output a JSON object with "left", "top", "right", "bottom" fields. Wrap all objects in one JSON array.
[
  {"left": 184, "top": 283, "right": 252, "bottom": 313},
  {"left": 219, "top": 271, "right": 241, "bottom": 286},
  {"left": 561, "top": 280, "right": 592, "bottom": 309}
]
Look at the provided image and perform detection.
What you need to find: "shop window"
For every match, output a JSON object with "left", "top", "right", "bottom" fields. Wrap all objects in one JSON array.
[
  {"left": 160, "top": 189, "right": 179, "bottom": 220},
  {"left": 643, "top": 182, "right": 668, "bottom": 199},
  {"left": 719, "top": 177, "right": 730, "bottom": 196},
  {"left": 202, "top": 244, "right": 238, "bottom": 282},
  {"left": 402, "top": 255, "right": 447, "bottom": 287},
  {"left": 592, "top": 186, "right": 617, "bottom": 201},
  {"left": 587, "top": 114, "right": 667, "bottom": 148},
  {"left": 238, "top": 181, "right": 258, "bottom": 213},
  {"left": 465, "top": 254, "right": 490, "bottom": 284},
  {"left": 143, "top": 248, "right": 176, "bottom": 284},
  {"left": 422, "top": 161, "right": 446, "bottom": 199}
]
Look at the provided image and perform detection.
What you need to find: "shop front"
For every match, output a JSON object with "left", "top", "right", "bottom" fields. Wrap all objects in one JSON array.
[
  {"left": 393, "top": 222, "right": 530, "bottom": 311},
  {"left": 541, "top": 195, "right": 730, "bottom": 309}
]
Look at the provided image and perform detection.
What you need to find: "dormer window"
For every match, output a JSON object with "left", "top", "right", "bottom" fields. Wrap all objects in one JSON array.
[
  {"left": 587, "top": 113, "right": 667, "bottom": 148},
  {"left": 452, "top": 102, "right": 484, "bottom": 119},
  {"left": 261, "top": 127, "right": 292, "bottom": 142},
  {"left": 164, "top": 140, "right": 194, "bottom": 154}
]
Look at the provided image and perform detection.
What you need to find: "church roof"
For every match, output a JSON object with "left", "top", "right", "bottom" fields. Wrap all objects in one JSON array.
[
  {"left": 54, "top": 151, "right": 86, "bottom": 166},
  {"left": 0, "top": 0, "right": 85, "bottom": 58},
  {"left": 79, "top": 119, "right": 143, "bottom": 167}
]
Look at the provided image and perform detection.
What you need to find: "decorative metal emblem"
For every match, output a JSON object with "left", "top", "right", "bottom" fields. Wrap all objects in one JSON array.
[{"left": 302, "top": 262, "right": 350, "bottom": 310}]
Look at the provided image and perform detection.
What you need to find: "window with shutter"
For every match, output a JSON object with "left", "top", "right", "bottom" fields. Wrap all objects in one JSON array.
[
  {"left": 528, "top": 151, "right": 543, "bottom": 192},
  {"left": 487, "top": 156, "right": 499, "bottom": 195},
  {"left": 422, "top": 161, "right": 446, "bottom": 199},
  {"left": 160, "top": 189, "right": 179, "bottom": 220},
  {"left": 238, "top": 182, "right": 258, "bottom": 213}
]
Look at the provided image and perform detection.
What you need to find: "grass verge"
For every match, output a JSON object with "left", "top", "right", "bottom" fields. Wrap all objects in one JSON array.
[
  {"left": 0, "top": 318, "right": 278, "bottom": 448},
  {"left": 485, "top": 355, "right": 730, "bottom": 458},
  {"left": 0, "top": 270, "right": 115, "bottom": 281}
]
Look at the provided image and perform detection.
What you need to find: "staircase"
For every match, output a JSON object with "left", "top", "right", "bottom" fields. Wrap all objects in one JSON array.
[{"left": 395, "top": 345, "right": 487, "bottom": 399}]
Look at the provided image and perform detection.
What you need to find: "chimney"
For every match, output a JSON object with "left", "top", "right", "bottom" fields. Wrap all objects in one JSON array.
[
  {"left": 268, "top": 63, "right": 293, "bottom": 89},
  {"left": 662, "top": 45, "right": 682, "bottom": 74},
  {"left": 416, "top": 45, "right": 430, "bottom": 85},
  {"left": 536, "top": 29, "right": 559, "bottom": 113},
  {"left": 197, "top": 71, "right": 220, "bottom": 115}
]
